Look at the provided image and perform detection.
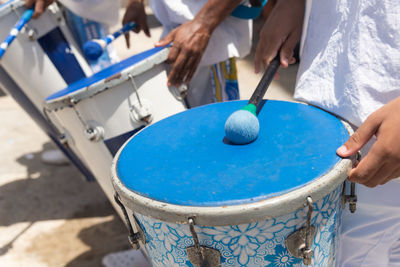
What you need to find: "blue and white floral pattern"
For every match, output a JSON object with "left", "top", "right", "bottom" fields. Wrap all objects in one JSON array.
[{"left": 134, "top": 185, "right": 343, "bottom": 266}]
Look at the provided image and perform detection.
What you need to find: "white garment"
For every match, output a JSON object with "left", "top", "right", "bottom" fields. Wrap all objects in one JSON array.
[
  {"left": 295, "top": 0, "right": 400, "bottom": 127},
  {"left": 295, "top": 0, "right": 400, "bottom": 266},
  {"left": 339, "top": 180, "right": 400, "bottom": 267},
  {"left": 59, "top": 0, "right": 120, "bottom": 26},
  {"left": 149, "top": 0, "right": 252, "bottom": 67}
]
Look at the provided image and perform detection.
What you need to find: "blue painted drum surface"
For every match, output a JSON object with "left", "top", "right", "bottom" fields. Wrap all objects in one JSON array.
[
  {"left": 113, "top": 100, "right": 351, "bottom": 266},
  {"left": 46, "top": 46, "right": 167, "bottom": 101},
  {"left": 117, "top": 100, "right": 348, "bottom": 206}
]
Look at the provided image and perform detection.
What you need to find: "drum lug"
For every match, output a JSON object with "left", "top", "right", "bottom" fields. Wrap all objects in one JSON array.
[
  {"left": 129, "top": 103, "right": 153, "bottom": 125},
  {"left": 341, "top": 151, "right": 360, "bottom": 213},
  {"left": 169, "top": 84, "right": 190, "bottom": 108},
  {"left": 71, "top": 103, "right": 105, "bottom": 142},
  {"left": 84, "top": 125, "right": 104, "bottom": 142},
  {"left": 342, "top": 181, "right": 357, "bottom": 213},
  {"left": 114, "top": 193, "right": 146, "bottom": 250},
  {"left": 285, "top": 197, "right": 315, "bottom": 266},
  {"left": 186, "top": 218, "right": 221, "bottom": 267},
  {"left": 128, "top": 74, "right": 153, "bottom": 124},
  {"left": 27, "top": 28, "right": 36, "bottom": 41}
]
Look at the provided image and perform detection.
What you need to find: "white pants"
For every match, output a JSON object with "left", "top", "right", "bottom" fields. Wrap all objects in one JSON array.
[{"left": 338, "top": 180, "right": 400, "bottom": 266}]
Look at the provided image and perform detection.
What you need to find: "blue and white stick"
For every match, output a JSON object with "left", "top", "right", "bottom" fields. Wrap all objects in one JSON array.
[
  {"left": 0, "top": 8, "right": 34, "bottom": 60},
  {"left": 83, "top": 22, "right": 137, "bottom": 61}
]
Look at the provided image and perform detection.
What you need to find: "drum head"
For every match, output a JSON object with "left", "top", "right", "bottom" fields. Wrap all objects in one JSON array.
[
  {"left": 115, "top": 100, "right": 350, "bottom": 207},
  {"left": 45, "top": 46, "right": 168, "bottom": 104}
]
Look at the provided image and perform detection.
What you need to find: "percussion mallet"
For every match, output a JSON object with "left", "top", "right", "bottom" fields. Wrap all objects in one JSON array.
[
  {"left": 83, "top": 22, "right": 137, "bottom": 61},
  {"left": 0, "top": 8, "right": 34, "bottom": 60},
  {"left": 224, "top": 54, "right": 280, "bottom": 144}
]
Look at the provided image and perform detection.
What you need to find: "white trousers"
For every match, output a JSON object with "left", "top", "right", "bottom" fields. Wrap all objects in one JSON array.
[{"left": 338, "top": 180, "right": 400, "bottom": 266}]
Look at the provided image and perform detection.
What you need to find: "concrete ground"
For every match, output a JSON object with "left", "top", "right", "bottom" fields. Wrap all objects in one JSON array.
[{"left": 0, "top": 6, "right": 297, "bottom": 267}]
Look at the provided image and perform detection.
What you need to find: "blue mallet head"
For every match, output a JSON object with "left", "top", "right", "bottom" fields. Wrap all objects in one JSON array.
[
  {"left": 83, "top": 40, "right": 104, "bottom": 61},
  {"left": 224, "top": 104, "right": 259, "bottom": 145}
]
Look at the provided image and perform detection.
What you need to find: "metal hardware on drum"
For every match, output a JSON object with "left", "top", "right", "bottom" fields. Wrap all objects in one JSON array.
[
  {"left": 342, "top": 181, "right": 357, "bottom": 213},
  {"left": 114, "top": 193, "right": 146, "bottom": 250},
  {"left": 70, "top": 103, "right": 105, "bottom": 142},
  {"left": 11, "top": 4, "right": 36, "bottom": 41},
  {"left": 168, "top": 84, "right": 191, "bottom": 109},
  {"left": 84, "top": 125, "right": 105, "bottom": 142},
  {"left": 58, "top": 133, "right": 68, "bottom": 145},
  {"left": 342, "top": 151, "right": 361, "bottom": 213},
  {"left": 285, "top": 196, "right": 316, "bottom": 266},
  {"left": 128, "top": 74, "right": 153, "bottom": 124},
  {"left": 43, "top": 107, "right": 72, "bottom": 147},
  {"left": 186, "top": 218, "right": 221, "bottom": 267}
]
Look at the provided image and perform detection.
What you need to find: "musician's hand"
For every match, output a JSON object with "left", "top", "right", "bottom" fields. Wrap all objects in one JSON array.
[
  {"left": 254, "top": 0, "right": 305, "bottom": 73},
  {"left": 155, "top": 20, "right": 211, "bottom": 86},
  {"left": 337, "top": 96, "right": 400, "bottom": 187},
  {"left": 25, "top": 0, "right": 55, "bottom": 19},
  {"left": 122, "top": 0, "right": 150, "bottom": 48}
]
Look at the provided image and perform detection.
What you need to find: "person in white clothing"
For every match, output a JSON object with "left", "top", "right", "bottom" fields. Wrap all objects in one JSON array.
[
  {"left": 255, "top": 0, "right": 400, "bottom": 265},
  {"left": 122, "top": 0, "right": 254, "bottom": 107}
]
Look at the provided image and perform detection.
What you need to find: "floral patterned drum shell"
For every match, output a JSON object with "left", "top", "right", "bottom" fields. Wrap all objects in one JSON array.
[{"left": 112, "top": 100, "right": 356, "bottom": 267}]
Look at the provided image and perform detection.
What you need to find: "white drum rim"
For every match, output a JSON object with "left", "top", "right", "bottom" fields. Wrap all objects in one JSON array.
[
  {"left": 45, "top": 48, "right": 169, "bottom": 111},
  {"left": 111, "top": 116, "right": 354, "bottom": 227},
  {"left": 0, "top": 0, "right": 25, "bottom": 19}
]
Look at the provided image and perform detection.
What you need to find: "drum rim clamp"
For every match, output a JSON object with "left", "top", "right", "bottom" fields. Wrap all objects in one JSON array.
[
  {"left": 114, "top": 193, "right": 146, "bottom": 250},
  {"left": 341, "top": 151, "right": 361, "bottom": 213},
  {"left": 70, "top": 101, "right": 105, "bottom": 142},
  {"left": 285, "top": 196, "right": 316, "bottom": 266},
  {"left": 186, "top": 218, "right": 221, "bottom": 267},
  {"left": 127, "top": 73, "right": 153, "bottom": 125}
]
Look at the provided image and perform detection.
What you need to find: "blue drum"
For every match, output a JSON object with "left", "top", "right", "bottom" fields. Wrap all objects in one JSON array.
[{"left": 112, "top": 100, "right": 356, "bottom": 267}]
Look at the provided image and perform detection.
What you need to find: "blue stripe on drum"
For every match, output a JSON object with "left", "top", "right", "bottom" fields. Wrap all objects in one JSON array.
[
  {"left": 116, "top": 100, "right": 349, "bottom": 207},
  {"left": 0, "top": 66, "right": 95, "bottom": 181},
  {"left": 46, "top": 45, "right": 168, "bottom": 101},
  {"left": 104, "top": 126, "right": 144, "bottom": 157},
  {"left": 37, "top": 27, "right": 87, "bottom": 84}
]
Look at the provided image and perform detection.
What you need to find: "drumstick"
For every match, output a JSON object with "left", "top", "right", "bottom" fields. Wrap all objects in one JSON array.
[
  {"left": 224, "top": 54, "right": 280, "bottom": 144},
  {"left": 82, "top": 22, "right": 137, "bottom": 61},
  {"left": 0, "top": 8, "right": 34, "bottom": 60}
]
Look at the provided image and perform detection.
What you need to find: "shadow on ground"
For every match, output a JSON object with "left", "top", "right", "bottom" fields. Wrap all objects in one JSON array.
[{"left": 0, "top": 141, "right": 131, "bottom": 265}]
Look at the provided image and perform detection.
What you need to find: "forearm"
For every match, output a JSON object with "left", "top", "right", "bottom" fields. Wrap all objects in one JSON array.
[{"left": 194, "top": 0, "right": 243, "bottom": 33}]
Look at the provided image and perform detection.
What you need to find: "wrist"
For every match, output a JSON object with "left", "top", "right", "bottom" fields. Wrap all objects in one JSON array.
[
  {"left": 192, "top": 16, "right": 216, "bottom": 35},
  {"left": 194, "top": 0, "right": 243, "bottom": 33}
]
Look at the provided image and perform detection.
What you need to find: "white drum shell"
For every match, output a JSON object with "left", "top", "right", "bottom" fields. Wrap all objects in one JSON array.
[
  {"left": 0, "top": 0, "right": 91, "bottom": 112},
  {"left": 46, "top": 59, "right": 186, "bottom": 214}
]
